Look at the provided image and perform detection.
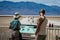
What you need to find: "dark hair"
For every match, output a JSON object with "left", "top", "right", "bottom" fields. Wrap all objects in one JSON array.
[
  {"left": 39, "top": 9, "right": 45, "bottom": 14},
  {"left": 14, "top": 18, "right": 18, "bottom": 20}
]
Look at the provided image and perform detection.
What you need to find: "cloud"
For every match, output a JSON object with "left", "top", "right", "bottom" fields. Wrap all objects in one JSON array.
[{"left": 0, "top": 0, "right": 4, "bottom": 1}]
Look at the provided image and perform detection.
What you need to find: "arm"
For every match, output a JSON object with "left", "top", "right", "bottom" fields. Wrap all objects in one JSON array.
[
  {"left": 9, "top": 21, "right": 12, "bottom": 29},
  {"left": 17, "top": 21, "right": 21, "bottom": 30},
  {"left": 35, "top": 18, "right": 43, "bottom": 35}
]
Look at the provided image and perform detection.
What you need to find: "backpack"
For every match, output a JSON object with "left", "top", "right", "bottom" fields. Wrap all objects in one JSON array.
[{"left": 9, "top": 20, "right": 20, "bottom": 30}]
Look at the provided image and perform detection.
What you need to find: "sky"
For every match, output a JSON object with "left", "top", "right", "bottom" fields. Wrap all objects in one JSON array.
[{"left": 0, "top": 0, "right": 60, "bottom": 6}]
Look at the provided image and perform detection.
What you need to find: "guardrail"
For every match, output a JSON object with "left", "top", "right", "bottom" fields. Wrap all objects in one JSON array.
[
  {"left": 0, "top": 27, "right": 60, "bottom": 40},
  {"left": 46, "top": 27, "right": 60, "bottom": 40}
]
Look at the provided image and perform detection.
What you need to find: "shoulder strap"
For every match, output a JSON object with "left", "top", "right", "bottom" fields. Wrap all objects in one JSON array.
[
  {"left": 39, "top": 16, "right": 45, "bottom": 26},
  {"left": 37, "top": 16, "right": 45, "bottom": 27},
  {"left": 42, "top": 16, "right": 45, "bottom": 23}
]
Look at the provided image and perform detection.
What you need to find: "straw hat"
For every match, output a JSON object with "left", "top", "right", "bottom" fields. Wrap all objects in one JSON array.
[{"left": 13, "top": 12, "right": 21, "bottom": 18}]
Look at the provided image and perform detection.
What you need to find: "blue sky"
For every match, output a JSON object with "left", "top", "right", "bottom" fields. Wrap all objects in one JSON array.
[{"left": 0, "top": 0, "right": 60, "bottom": 6}]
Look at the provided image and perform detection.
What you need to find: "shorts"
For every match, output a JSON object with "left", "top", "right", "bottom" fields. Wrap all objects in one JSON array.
[{"left": 9, "top": 30, "right": 22, "bottom": 40}]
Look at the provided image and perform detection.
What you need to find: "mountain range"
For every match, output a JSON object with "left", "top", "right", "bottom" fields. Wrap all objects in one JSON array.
[{"left": 0, "top": 1, "right": 60, "bottom": 15}]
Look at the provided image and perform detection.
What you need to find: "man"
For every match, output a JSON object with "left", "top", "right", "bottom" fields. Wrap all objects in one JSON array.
[
  {"left": 9, "top": 12, "right": 22, "bottom": 40},
  {"left": 35, "top": 9, "right": 48, "bottom": 40}
]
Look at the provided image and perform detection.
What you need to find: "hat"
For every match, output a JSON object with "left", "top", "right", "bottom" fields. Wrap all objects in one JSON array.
[
  {"left": 13, "top": 12, "right": 21, "bottom": 18},
  {"left": 15, "top": 12, "right": 19, "bottom": 15}
]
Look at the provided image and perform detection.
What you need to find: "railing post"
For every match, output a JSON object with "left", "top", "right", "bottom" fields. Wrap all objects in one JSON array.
[{"left": 46, "top": 27, "right": 60, "bottom": 40}]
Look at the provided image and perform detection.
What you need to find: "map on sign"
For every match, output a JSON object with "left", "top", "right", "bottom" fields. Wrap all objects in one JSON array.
[{"left": 20, "top": 24, "right": 36, "bottom": 34}]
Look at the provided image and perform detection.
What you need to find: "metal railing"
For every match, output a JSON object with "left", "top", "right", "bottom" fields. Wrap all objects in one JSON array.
[
  {"left": 0, "top": 27, "right": 60, "bottom": 40},
  {"left": 46, "top": 27, "right": 60, "bottom": 40}
]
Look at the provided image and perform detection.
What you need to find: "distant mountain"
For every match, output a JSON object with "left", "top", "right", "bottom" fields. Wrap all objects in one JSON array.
[{"left": 0, "top": 1, "right": 60, "bottom": 15}]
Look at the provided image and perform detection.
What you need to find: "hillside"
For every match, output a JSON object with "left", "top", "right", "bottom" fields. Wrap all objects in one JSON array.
[{"left": 0, "top": 1, "right": 60, "bottom": 15}]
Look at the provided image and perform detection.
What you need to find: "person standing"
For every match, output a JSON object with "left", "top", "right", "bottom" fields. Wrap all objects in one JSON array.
[
  {"left": 9, "top": 12, "right": 22, "bottom": 40},
  {"left": 35, "top": 9, "right": 48, "bottom": 40}
]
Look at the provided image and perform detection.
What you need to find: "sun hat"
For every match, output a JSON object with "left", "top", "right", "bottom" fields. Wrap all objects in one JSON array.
[{"left": 13, "top": 12, "right": 21, "bottom": 18}]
